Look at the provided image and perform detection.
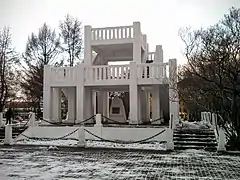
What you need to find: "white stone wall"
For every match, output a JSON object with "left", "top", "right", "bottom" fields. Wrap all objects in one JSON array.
[{"left": 15, "top": 126, "right": 168, "bottom": 142}]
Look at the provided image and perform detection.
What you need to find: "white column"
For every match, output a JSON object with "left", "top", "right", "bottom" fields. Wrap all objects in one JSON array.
[
  {"left": 52, "top": 87, "right": 61, "bottom": 122},
  {"left": 146, "top": 91, "right": 151, "bottom": 120},
  {"left": 4, "top": 124, "right": 12, "bottom": 145},
  {"left": 217, "top": 127, "right": 226, "bottom": 152},
  {"left": 93, "top": 91, "right": 97, "bottom": 115},
  {"left": 84, "top": 87, "right": 93, "bottom": 123},
  {"left": 140, "top": 89, "right": 148, "bottom": 123},
  {"left": 67, "top": 87, "right": 76, "bottom": 123},
  {"left": 106, "top": 93, "right": 110, "bottom": 118},
  {"left": 154, "top": 45, "right": 164, "bottom": 77},
  {"left": 0, "top": 112, "right": 3, "bottom": 127},
  {"left": 43, "top": 65, "right": 52, "bottom": 121},
  {"left": 154, "top": 45, "right": 163, "bottom": 63},
  {"left": 129, "top": 62, "right": 138, "bottom": 124},
  {"left": 97, "top": 91, "right": 103, "bottom": 114},
  {"left": 76, "top": 65, "right": 85, "bottom": 124},
  {"left": 138, "top": 86, "right": 142, "bottom": 123},
  {"left": 152, "top": 85, "right": 161, "bottom": 124},
  {"left": 102, "top": 91, "right": 108, "bottom": 117},
  {"left": 169, "top": 59, "right": 179, "bottom": 126},
  {"left": 133, "top": 22, "right": 142, "bottom": 64},
  {"left": 142, "top": 34, "right": 147, "bottom": 63},
  {"left": 84, "top": 25, "right": 92, "bottom": 66}
]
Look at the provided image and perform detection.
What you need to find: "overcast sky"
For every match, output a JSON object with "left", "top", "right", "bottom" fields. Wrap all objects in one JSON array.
[{"left": 0, "top": 0, "right": 239, "bottom": 64}]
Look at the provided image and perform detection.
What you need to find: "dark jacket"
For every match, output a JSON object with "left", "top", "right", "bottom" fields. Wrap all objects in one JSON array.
[{"left": 6, "top": 109, "right": 13, "bottom": 119}]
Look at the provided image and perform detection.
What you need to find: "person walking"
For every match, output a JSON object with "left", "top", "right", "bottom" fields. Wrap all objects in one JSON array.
[{"left": 5, "top": 108, "right": 13, "bottom": 125}]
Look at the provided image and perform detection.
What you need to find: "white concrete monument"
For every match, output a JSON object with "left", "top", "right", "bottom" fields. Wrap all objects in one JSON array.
[
  {"left": 109, "top": 97, "right": 127, "bottom": 123},
  {"left": 43, "top": 22, "right": 179, "bottom": 126}
]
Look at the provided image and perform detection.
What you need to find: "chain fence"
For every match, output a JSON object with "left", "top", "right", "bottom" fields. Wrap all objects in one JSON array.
[
  {"left": 36, "top": 115, "right": 96, "bottom": 126},
  {"left": 101, "top": 115, "right": 165, "bottom": 126},
  {"left": 14, "top": 128, "right": 79, "bottom": 143},
  {"left": 13, "top": 127, "right": 167, "bottom": 145},
  {"left": 101, "top": 115, "right": 128, "bottom": 125},
  {"left": 84, "top": 128, "right": 166, "bottom": 144},
  {"left": 5, "top": 113, "right": 168, "bottom": 146}
]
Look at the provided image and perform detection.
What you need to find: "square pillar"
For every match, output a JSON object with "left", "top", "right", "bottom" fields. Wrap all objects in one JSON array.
[
  {"left": 84, "top": 87, "right": 93, "bottom": 123},
  {"left": 67, "top": 87, "right": 76, "bottom": 123},
  {"left": 102, "top": 91, "right": 108, "bottom": 117},
  {"left": 140, "top": 88, "right": 149, "bottom": 123},
  {"left": 133, "top": 22, "right": 142, "bottom": 64},
  {"left": 146, "top": 91, "right": 151, "bottom": 120},
  {"left": 97, "top": 91, "right": 103, "bottom": 114},
  {"left": 93, "top": 91, "right": 97, "bottom": 115},
  {"left": 169, "top": 59, "right": 179, "bottom": 125},
  {"left": 129, "top": 62, "right": 138, "bottom": 124},
  {"left": 154, "top": 45, "right": 164, "bottom": 77},
  {"left": 43, "top": 65, "right": 52, "bottom": 121},
  {"left": 152, "top": 85, "right": 161, "bottom": 124},
  {"left": 138, "top": 86, "right": 142, "bottom": 123},
  {"left": 52, "top": 87, "right": 61, "bottom": 122},
  {"left": 76, "top": 65, "right": 85, "bottom": 123},
  {"left": 84, "top": 25, "right": 92, "bottom": 66}
]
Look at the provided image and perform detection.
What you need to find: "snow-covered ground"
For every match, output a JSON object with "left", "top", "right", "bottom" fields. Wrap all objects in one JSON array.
[
  {"left": 180, "top": 120, "right": 211, "bottom": 129},
  {"left": 0, "top": 146, "right": 240, "bottom": 180},
  {"left": 14, "top": 139, "right": 166, "bottom": 151}
]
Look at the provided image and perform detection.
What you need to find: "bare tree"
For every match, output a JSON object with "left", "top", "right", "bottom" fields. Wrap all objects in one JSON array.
[
  {"left": 59, "top": 14, "right": 83, "bottom": 66},
  {"left": 21, "top": 23, "right": 61, "bottom": 114},
  {"left": 179, "top": 7, "right": 240, "bottom": 149},
  {"left": 0, "top": 27, "right": 19, "bottom": 111}
]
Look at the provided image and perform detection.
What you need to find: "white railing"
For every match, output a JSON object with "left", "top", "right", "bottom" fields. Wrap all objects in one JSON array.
[
  {"left": 50, "top": 67, "right": 75, "bottom": 82},
  {"left": 148, "top": 52, "right": 155, "bottom": 61},
  {"left": 91, "top": 26, "right": 134, "bottom": 41},
  {"left": 137, "top": 63, "right": 168, "bottom": 79},
  {"left": 85, "top": 65, "right": 130, "bottom": 81}
]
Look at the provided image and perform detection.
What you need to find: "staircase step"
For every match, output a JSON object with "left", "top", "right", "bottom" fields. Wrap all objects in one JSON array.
[
  {"left": 173, "top": 134, "right": 215, "bottom": 138},
  {"left": 175, "top": 145, "right": 217, "bottom": 151},
  {"left": 174, "top": 130, "right": 214, "bottom": 135},
  {"left": 174, "top": 141, "right": 217, "bottom": 146},
  {"left": 173, "top": 127, "right": 217, "bottom": 151},
  {"left": 173, "top": 137, "right": 216, "bottom": 142}
]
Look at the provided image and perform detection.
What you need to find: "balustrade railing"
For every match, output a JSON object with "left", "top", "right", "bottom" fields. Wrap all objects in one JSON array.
[
  {"left": 148, "top": 52, "right": 155, "bottom": 61},
  {"left": 137, "top": 63, "right": 167, "bottom": 79},
  {"left": 85, "top": 65, "right": 130, "bottom": 81},
  {"left": 49, "top": 63, "right": 168, "bottom": 84},
  {"left": 91, "top": 26, "right": 134, "bottom": 41},
  {"left": 51, "top": 67, "right": 75, "bottom": 82}
]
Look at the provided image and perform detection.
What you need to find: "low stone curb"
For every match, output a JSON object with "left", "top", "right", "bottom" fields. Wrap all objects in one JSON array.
[{"left": 0, "top": 144, "right": 172, "bottom": 154}]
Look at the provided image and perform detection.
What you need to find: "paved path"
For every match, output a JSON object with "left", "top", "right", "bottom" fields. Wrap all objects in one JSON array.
[{"left": 0, "top": 147, "right": 240, "bottom": 179}]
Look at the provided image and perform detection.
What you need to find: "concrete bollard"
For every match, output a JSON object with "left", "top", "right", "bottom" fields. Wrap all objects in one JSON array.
[
  {"left": 217, "top": 127, "right": 226, "bottom": 152},
  {"left": 4, "top": 124, "right": 12, "bottom": 145},
  {"left": 77, "top": 127, "right": 86, "bottom": 147},
  {"left": 166, "top": 128, "right": 174, "bottom": 150},
  {"left": 30, "top": 112, "right": 36, "bottom": 127},
  {"left": 95, "top": 114, "right": 102, "bottom": 127},
  {"left": 0, "top": 112, "right": 3, "bottom": 127}
]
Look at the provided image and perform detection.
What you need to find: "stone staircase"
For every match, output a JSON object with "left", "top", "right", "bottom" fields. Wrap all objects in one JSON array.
[
  {"left": 174, "top": 127, "right": 217, "bottom": 151},
  {"left": 0, "top": 126, "right": 27, "bottom": 142}
]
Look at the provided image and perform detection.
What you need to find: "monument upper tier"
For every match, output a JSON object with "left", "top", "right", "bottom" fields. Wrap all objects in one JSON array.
[{"left": 45, "top": 22, "right": 177, "bottom": 87}]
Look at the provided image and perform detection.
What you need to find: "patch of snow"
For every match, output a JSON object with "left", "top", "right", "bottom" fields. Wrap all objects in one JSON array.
[
  {"left": 86, "top": 140, "right": 166, "bottom": 150},
  {"left": 15, "top": 139, "right": 166, "bottom": 150},
  {"left": 181, "top": 121, "right": 211, "bottom": 129},
  {"left": 48, "top": 146, "right": 58, "bottom": 150}
]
